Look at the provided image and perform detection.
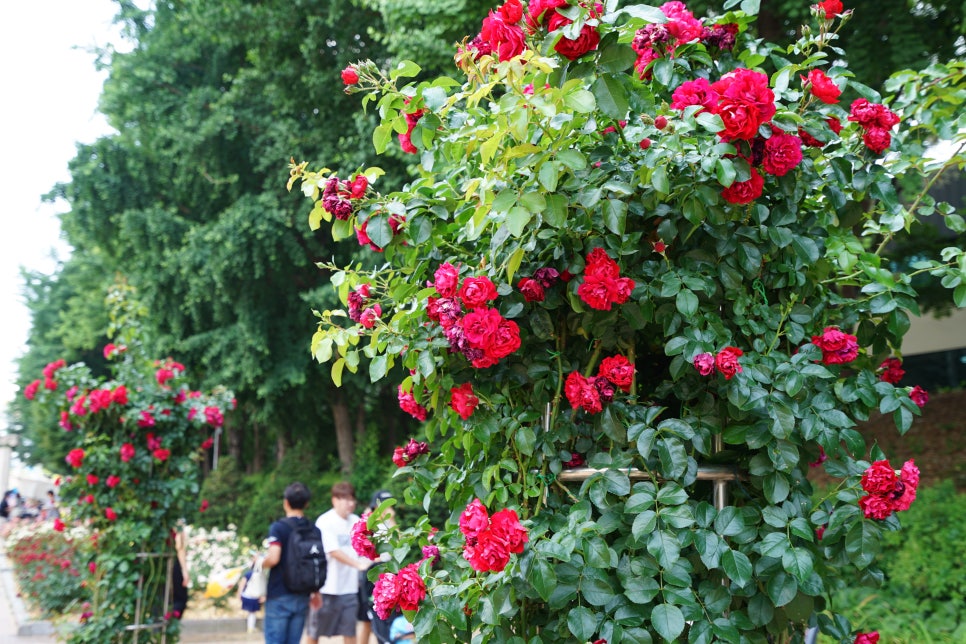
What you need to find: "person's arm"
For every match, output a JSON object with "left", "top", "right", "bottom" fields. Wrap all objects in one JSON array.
[
  {"left": 328, "top": 549, "right": 369, "bottom": 571},
  {"left": 174, "top": 529, "right": 190, "bottom": 587},
  {"left": 262, "top": 543, "right": 282, "bottom": 570}
]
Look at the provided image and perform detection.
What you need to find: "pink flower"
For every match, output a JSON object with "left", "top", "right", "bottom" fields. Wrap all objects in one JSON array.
[
  {"left": 86, "top": 474, "right": 99, "bottom": 486},
  {"left": 450, "top": 383, "right": 479, "bottom": 420},
  {"left": 105, "top": 507, "right": 117, "bottom": 521},
  {"left": 59, "top": 412, "right": 73, "bottom": 432},
  {"left": 204, "top": 406, "right": 225, "bottom": 427},
  {"left": 156, "top": 367, "right": 175, "bottom": 386},
  {"left": 433, "top": 263, "right": 460, "bottom": 298},
  {"left": 715, "top": 347, "right": 743, "bottom": 380},
  {"left": 112, "top": 385, "right": 129, "bottom": 405},
  {"left": 397, "top": 386, "right": 428, "bottom": 421},
  {"left": 393, "top": 438, "right": 430, "bottom": 467},
  {"left": 909, "top": 385, "right": 928, "bottom": 408},
  {"left": 341, "top": 65, "right": 359, "bottom": 85},
  {"left": 138, "top": 410, "right": 156, "bottom": 428},
  {"left": 120, "top": 443, "right": 136, "bottom": 462},
  {"left": 395, "top": 563, "right": 427, "bottom": 611},
  {"left": 670, "top": 78, "right": 718, "bottom": 113},
  {"left": 421, "top": 544, "right": 440, "bottom": 567},
  {"left": 878, "top": 357, "right": 905, "bottom": 384},
  {"left": 352, "top": 513, "right": 378, "bottom": 560},
  {"left": 459, "top": 499, "right": 490, "bottom": 544},
  {"left": 458, "top": 276, "right": 498, "bottom": 309},
  {"left": 859, "top": 459, "right": 920, "bottom": 519},
  {"left": 53, "top": 519, "right": 65, "bottom": 532},
  {"left": 66, "top": 448, "right": 85, "bottom": 469},
  {"left": 106, "top": 475, "right": 121, "bottom": 488},
  {"left": 24, "top": 380, "right": 40, "bottom": 400},
  {"left": 812, "top": 326, "right": 859, "bottom": 364},
  {"left": 43, "top": 359, "right": 67, "bottom": 379},
  {"left": 359, "top": 304, "right": 382, "bottom": 328},
  {"left": 854, "top": 632, "right": 880, "bottom": 644},
  {"left": 152, "top": 448, "right": 171, "bottom": 462},
  {"left": 373, "top": 572, "right": 401, "bottom": 620},
  {"left": 693, "top": 353, "right": 715, "bottom": 376}
]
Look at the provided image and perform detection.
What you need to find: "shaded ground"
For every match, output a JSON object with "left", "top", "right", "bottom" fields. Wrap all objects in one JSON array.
[{"left": 809, "top": 387, "right": 966, "bottom": 490}]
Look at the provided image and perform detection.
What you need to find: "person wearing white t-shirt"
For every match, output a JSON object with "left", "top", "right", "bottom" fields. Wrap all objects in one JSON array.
[{"left": 304, "top": 481, "right": 369, "bottom": 644}]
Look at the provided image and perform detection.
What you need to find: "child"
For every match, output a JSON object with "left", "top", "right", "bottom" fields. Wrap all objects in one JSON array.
[
  {"left": 389, "top": 614, "right": 415, "bottom": 642},
  {"left": 237, "top": 554, "right": 265, "bottom": 633}
]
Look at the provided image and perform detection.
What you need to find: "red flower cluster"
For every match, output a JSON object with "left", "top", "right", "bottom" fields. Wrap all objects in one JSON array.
[
  {"left": 372, "top": 563, "right": 427, "bottom": 620},
  {"left": 322, "top": 173, "right": 369, "bottom": 220},
  {"left": 577, "top": 248, "right": 635, "bottom": 311},
  {"left": 399, "top": 108, "right": 426, "bottom": 155},
  {"left": 106, "top": 475, "right": 121, "bottom": 488},
  {"left": 105, "top": 507, "right": 117, "bottom": 521},
  {"left": 859, "top": 459, "right": 919, "bottom": 520},
  {"left": 813, "top": 0, "right": 844, "bottom": 20},
  {"left": 811, "top": 326, "right": 859, "bottom": 365},
  {"left": 799, "top": 116, "right": 843, "bottom": 148},
  {"left": 477, "top": 0, "right": 527, "bottom": 61},
  {"left": 565, "top": 353, "right": 635, "bottom": 414},
  {"left": 154, "top": 359, "right": 185, "bottom": 387},
  {"left": 692, "top": 346, "right": 743, "bottom": 380},
  {"left": 427, "top": 264, "right": 521, "bottom": 368},
  {"left": 563, "top": 452, "right": 586, "bottom": 468},
  {"left": 631, "top": 2, "right": 705, "bottom": 79},
  {"left": 347, "top": 283, "right": 385, "bottom": 327},
  {"left": 460, "top": 499, "right": 528, "bottom": 573},
  {"left": 392, "top": 438, "right": 430, "bottom": 467},
  {"left": 102, "top": 343, "right": 127, "bottom": 359},
  {"left": 25, "top": 359, "right": 68, "bottom": 399},
  {"left": 853, "top": 632, "right": 879, "bottom": 644},
  {"left": 204, "top": 405, "right": 224, "bottom": 427},
  {"left": 65, "top": 448, "right": 85, "bottom": 469},
  {"left": 542, "top": 1, "right": 602, "bottom": 61},
  {"left": 848, "top": 98, "right": 900, "bottom": 154},
  {"left": 802, "top": 68, "right": 841, "bottom": 104},
  {"left": 120, "top": 442, "right": 136, "bottom": 462},
  {"left": 449, "top": 382, "right": 479, "bottom": 420},
  {"left": 877, "top": 357, "right": 904, "bottom": 384},
  {"left": 517, "top": 267, "right": 560, "bottom": 303},
  {"left": 397, "top": 386, "right": 428, "bottom": 421},
  {"left": 351, "top": 511, "right": 379, "bottom": 560}
]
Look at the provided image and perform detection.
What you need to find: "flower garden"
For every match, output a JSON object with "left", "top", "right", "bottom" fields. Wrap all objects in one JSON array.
[{"left": 6, "top": 0, "right": 966, "bottom": 642}]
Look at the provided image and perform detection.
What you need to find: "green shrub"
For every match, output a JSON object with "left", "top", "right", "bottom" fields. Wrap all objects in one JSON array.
[
  {"left": 826, "top": 482, "right": 966, "bottom": 641},
  {"left": 195, "top": 456, "right": 251, "bottom": 530}
]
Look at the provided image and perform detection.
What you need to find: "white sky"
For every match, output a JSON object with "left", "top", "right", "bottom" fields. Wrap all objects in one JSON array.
[{"left": 0, "top": 1, "right": 122, "bottom": 422}]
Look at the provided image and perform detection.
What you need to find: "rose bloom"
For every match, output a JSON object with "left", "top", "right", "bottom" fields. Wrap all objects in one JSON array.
[
  {"left": 467, "top": 528, "right": 513, "bottom": 572},
  {"left": 349, "top": 175, "right": 368, "bottom": 199},
  {"left": 598, "top": 355, "right": 634, "bottom": 392},
  {"left": 394, "top": 563, "right": 427, "bottom": 611},
  {"left": 105, "top": 507, "right": 117, "bottom": 521},
  {"left": 878, "top": 357, "right": 905, "bottom": 384},
  {"left": 106, "top": 475, "right": 121, "bottom": 488},
  {"left": 812, "top": 326, "right": 859, "bottom": 364},
  {"left": 138, "top": 410, "right": 156, "bottom": 428},
  {"left": 53, "top": 519, "right": 66, "bottom": 532},
  {"left": 153, "top": 448, "right": 171, "bottom": 462},
  {"left": 351, "top": 515, "right": 378, "bottom": 560},
  {"left": 421, "top": 544, "right": 440, "bottom": 567},
  {"left": 403, "top": 438, "right": 430, "bottom": 461},
  {"left": 460, "top": 498, "right": 490, "bottom": 543},
  {"left": 547, "top": 12, "right": 601, "bottom": 60},
  {"left": 892, "top": 459, "right": 920, "bottom": 511},
  {"left": 517, "top": 277, "right": 546, "bottom": 302},
  {"left": 397, "top": 386, "right": 428, "bottom": 422},
  {"left": 721, "top": 167, "right": 764, "bottom": 205},
  {"left": 859, "top": 493, "right": 895, "bottom": 520},
  {"left": 909, "top": 385, "right": 928, "bottom": 408},
  {"left": 480, "top": 11, "right": 527, "bottom": 61},
  {"left": 585, "top": 247, "right": 620, "bottom": 279},
  {"left": 489, "top": 508, "right": 528, "bottom": 554},
  {"left": 392, "top": 447, "right": 408, "bottom": 468},
  {"left": 59, "top": 411, "right": 73, "bottom": 432},
  {"left": 862, "top": 127, "right": 892, "bottom": 154},
  {"left": 814, "top": 0, "right": 843, "bottom": 19},
  {"left": 564, "top": 371, "right": 603, "bottom": 414},
  {"left": 86, "top": 474, "right": 99, "bottom": 486},
  {"left": 450, "top": 382, "right": 479, "bottom": 420},
  {"left": 693, "top": 352, "right": 715, "bottom": 376},
  {"left": 372, "top": 572, "right": 401, "bottom": 620},
  {"left": 66, "top": 448, "right": 85, "bottom": 469},
  {"left": 341, "top": 65, "right": 359, "bottom": 85},
  {"left": 861, "top": 460, "right": 898, "bottom": 495},
  {"left": 112, "top": 385, "right": 129, "bottom": 405},
  {"left": 671, "top": 77, "right": 718, "bottom": 113},
  {"left": 120, "top": 443, "right": 136, "bottom": 462},
  {"left": 854, "top": 633, "right": 880, "bottom": 644},
  {"left": 359, "top": 304, "right": 382, "bottom": 329},
  {"left": 459, "top": 276, "right": 498, "bottom": 309},
  {"left": 762, "top": 131, "right": 803, "bottom": 176},
  {"left": 563, "top": 452, "right": 585, "bottom": 468},
  {"left": 804, "top": 68, "right": 841, "bottom": 104},
  {"left": 499, "top": 0, "right": 523, "bottom": 23},
  {"left": 461, "top": 307, "right": 504, "bottom": 347},
  {"left": 715, "top": 347, "right": 744, "bottom": 380},
  {"left": 24, "top": 379, "right": 40, "bottom": 400},
  {"left": 578, "top": 274, "right": 616, "bottom": 310}
]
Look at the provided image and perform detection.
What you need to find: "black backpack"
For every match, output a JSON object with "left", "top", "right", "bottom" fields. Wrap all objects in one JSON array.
[{"left": 282, "top": 517, "right": 327, "bottom": 594}]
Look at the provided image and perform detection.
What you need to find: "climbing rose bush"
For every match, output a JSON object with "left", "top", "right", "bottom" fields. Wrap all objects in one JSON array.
[{"left": 290, "top": 0, "right": 965, "bottom": 641}]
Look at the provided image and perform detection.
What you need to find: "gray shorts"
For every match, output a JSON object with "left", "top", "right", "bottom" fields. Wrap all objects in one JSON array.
[{"left": 306, "top": 593, "right": 359, "bottom": 638}]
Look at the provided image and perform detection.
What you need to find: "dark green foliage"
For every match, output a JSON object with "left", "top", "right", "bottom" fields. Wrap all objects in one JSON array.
[
  {"left": 194, "top": 456, "right": 251, "bottom": 530},
  {"left": 828, "top": 482, "right": 966, "bottom": 640}
]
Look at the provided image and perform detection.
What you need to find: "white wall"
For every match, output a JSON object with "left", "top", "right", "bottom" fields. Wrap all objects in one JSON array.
[{"left": 902, "top": 307, "right": 966, "bottom": 356}]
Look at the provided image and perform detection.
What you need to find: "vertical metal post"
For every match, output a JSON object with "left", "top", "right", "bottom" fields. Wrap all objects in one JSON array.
[{"left": 712, "top": 434, "right": 728, "bottom": 511}]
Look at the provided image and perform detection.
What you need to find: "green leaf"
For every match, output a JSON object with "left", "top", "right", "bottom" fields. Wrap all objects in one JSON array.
[
  {"left": 557, "top": 149, "right": 587, "bottom": 170},
  {"left": 567, "top": 605, "right": 598, "bottom": 641},
  {"left": 647, "top": 530, "right": 681, "bottom": 568},
  {"left": 603, "top": 198, "right": 627, "bottom": 236},
  {"left": 593, "top": 75, "right": 629, "bottom": 120},
  {"left": 767, "top": 571, "right": 798, "bottom": 607},
  {"left": 782, "top": 547, "right": 814, "bottom": 583},
  {"left": 506, "top": 247, "right": 525, "bottom": 285},
  {"left": 714, "top": 506, "right": 745, "bottom": 536},
  {"left": 598, "top": 43, "right": 637, "bottom": 73},
  {"left": 721, "top": 548, "right": 752, "bottom": 586},
  {"left": 651, "top": 165, "right": 670, "bottom": 194},
  {"left": 369, "top": 354, "right": 388, "bottom": 382},
  {"left": 675, "top": 289, "right": 698, "bottom": 317},
  {"left": 651, "top": 603, "right": 685, "bottom": 642},
  {"left": 564, "top": 89, "right": 596, "bottom": 113},
  {"left": 389, "top": 59, "right": 421, "bottom": 80},
  {"left": 506, "top": 206, "right": 533, "bottom": 237},
  {"left": 538, "top": 162, "right": 559, "bottom": 192},
  {"left": 530, "top": 558, "right": 557, "bottom": 602},
  {"left": 331, "top": 357, "right": 345, "bottom": 387}
]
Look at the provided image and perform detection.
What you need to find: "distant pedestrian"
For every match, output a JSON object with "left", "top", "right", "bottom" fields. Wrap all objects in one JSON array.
[
  {"left": 238, "top": 554, "right": 266, "bottom": 633},
  {"left": 260, "top": 482, "right": 321, "bottom": 644}
]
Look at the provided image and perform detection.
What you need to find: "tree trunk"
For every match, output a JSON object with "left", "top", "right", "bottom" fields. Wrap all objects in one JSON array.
[
  {"left": 332, "top": 389, "right": 354, "bottom": 475},
  {"left": 252, "top": 419, "right": 263, "bottom": 474},
  {"left": 275, "top": 433, "right": 286, "bottom": 466},
  {"left": 227, "top": 419, "right": 242, "bottom": 463}
]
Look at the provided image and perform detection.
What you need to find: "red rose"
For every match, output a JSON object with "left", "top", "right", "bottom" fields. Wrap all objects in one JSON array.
[
  {"left": 349, "top": 174, "right": 368, "bottom": 199},
  {"left": 66, "top": 448, "right": 85, "bottom": 469},
  {"left": 526, "top": 0, "right": 569, "bottom": 30},
  {"left": 403, "top": 438, "right": 430, "bottom": 461},
  {"left": 105, "top": 507, "right": 117, "bottom": 521},
  {"left": 564, "top": 371, "right": 603, "bottom": 413},
  {"left": 200, "top": 499, "right": 209, "bottom": 513},
  {"left": 811, "top": 326, "right": 859, "bottom": 364},
  {"left": 459, "top": 498, "right": 490, "bottom": 543},
  {"left": 717, "top": 98, "right": 762, "bottom": 141},
  {"left": 490, "top": 508, "right": 528, "bottom": 554},
  {"left": 518, "top": 277, "right": 546, "bottom": 302},
  {"left": 467, "top": 528, "right": 513, "bottom": 572},
  {"left": 854, "top": 633, "right": 880, "bottom": 644},
  {"left": 373, "top": 572, "right": 401, "bottom": 620},
  {"left": 392, "top": 447, "right": 407, "bottom": 468},
  {"left": 564, "top": 452, "right": 585, "bottom": 468},
  {"left": 459, "top": 276, "right": 498, "bottom": 309},
  {"left": 106, "top": 475, "right": 121, "bottom": 488},
  {"left": 598, "top": 355, "right": 634, "bottom": 392},
  {"left": 878, "top": 357, "right": 904, "bottom": 384},
  {"left": 712, "top": 68, "right": 776, "bottom": 127},
  {"left": 671, "top": 77, "right": 718, "bottom": 113},
  {"left": 341, "top": 65, "right": 359, "bottom": 85},
  {"left": 859, "top": 493, "right": 894, "bottom": 520},
  {"left": 862, "top": 127, "right": 892, "bottom": 154},
  {"left": 59, "top": 411, "right": 73, "bottom": 431},
  {"left": 450, "top": 383, "right": 480, "bottom": 420},
  {"left": 461, "top": 307, "right": 503, "bottom": 346},
  {"left": 578, "top": 275, "right": 615, "bottom": 310},
  {"left": 112, "top": 385, "right": 128, "bottom": 405},
  {"left": 481, "top": 11, "right": 527, "bottom": 61},
  {"left": 762, "top": 131, "right": 803, "bottom": 176},
  {"left": 814, "top": 0, "right": 843, "bottom": 19},
  {"left": 798, "top": 127, "right": 825, "bottom": 148},
  {"left": 815, "top": 525, "right": 826, "bottom": 540},
  {"left": 828, "top": 116, "right": 843, "bottom": 134},
  {"left": 548, "top": 14, "right": 600, "bottom": 60},
  {"left": 359, "top": 304, "right": 382, "bottom": 329},
  {"left": 86, "top": 474, "right": 99, "bottom": 486},
  {"left": 433, "top": 263, "right": 460, "bottom": 297},
  {"left": 804, "top": 68, "right": 841, "bottom": 104},
  {"left": 53, "top": 519, "right": 66, "bottom": 532},
  {"left": 120, "top": 443, "right": 136, "bottom": 462},
  {"left": 201, "top": 438, "right": 214, "bottom": 450},
  {"left": 639, "top": 137, "right": 652, "bottom": 150},
  {"left": 397, "top": 386, "right": 428, "bottom": 421},
  {"left": 498, "top": 0, "right": 523, "bottom": 24},
  {"left": 398, "top": 109, "right": 425, "bottom": 155},
  {"left": 860, "top": 460, "right": 897, "bottom": 495},
  {"left": 152, "top": 448, "right": 171, "bottom": 462},
  {"left": 909, "top": 385, "right": 928, "bottom": 408},
  {"left": 715, "top": 347, "right": 744, "bottom": 380},
  {"left": 352, "top": 514, "right": 378, "bottom": 560},
  {"left": 395, "top": 563, "right": 427, "bottom": 611},
  {"left": 892, "top": 459, "right": 920, "bottom": 511},
  {"left": 721, "top": 168, "right": 764, "bottom": 205}
]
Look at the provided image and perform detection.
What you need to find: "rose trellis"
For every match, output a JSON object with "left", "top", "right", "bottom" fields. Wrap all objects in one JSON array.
[{"left": 290, "top": 0, "right": 965, "bottom": 642}]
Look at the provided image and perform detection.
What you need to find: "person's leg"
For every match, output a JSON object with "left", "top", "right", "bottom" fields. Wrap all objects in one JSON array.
[
  {"left": 263, "top": 597, "right": 286, "bottom": 644},
  {"left": 285, "top": 594, "right": 310, "bottom": 644},
  {"left": 247, "top": 611, "right": 258, "bottom": 632}
]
